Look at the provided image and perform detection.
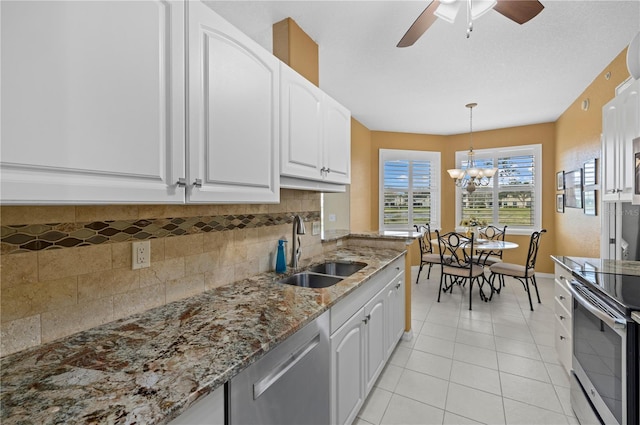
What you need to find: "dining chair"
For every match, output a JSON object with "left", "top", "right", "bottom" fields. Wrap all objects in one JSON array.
[
  {"left": 435, "top": 230, "right": 487, "bottom": 310},
  {"left": 488, "top": 229, "right": 547, "bottom": 311},
  {"left": 475, "top": 225, "right": 508, "bottom": 266},
  {"left": 414, "top": 224, "right": 441, "bottom": 283}
]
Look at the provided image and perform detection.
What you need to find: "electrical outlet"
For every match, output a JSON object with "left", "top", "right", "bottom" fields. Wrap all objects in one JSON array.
[
  {"left": 132, "top": 241, "right": 151, "bottom": 270},
  {"left": 329, "top": 214, "right": 336, "bottom": 222},
  {"left": 312, "top": 221, "right": 320, "bottom": 236}
]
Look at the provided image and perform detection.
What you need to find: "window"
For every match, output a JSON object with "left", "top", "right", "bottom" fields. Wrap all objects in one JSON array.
[
  {"left": 455, "top": 144, "right": 542, "bottom": 234},
  {"left": 379, "top": 149, "right": 440, "bottom": 230}
]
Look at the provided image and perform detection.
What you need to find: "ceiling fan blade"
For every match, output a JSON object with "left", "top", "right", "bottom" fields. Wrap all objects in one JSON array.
[
  {"left": 397, "top": 0, "right": 440, "bottom": 48},
  {"left": 493, "top": 0, "right": 544, "bottom": 25}
]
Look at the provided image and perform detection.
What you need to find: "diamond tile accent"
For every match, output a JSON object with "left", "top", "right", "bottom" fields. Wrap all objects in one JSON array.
[{"left": 0, "top": 212, "right": 320, "bottom": 254}]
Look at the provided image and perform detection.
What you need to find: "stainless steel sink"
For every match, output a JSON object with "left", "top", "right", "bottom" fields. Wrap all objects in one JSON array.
[
  {"left": 278, "top": 272, "right": 343, "bottom": 289},
  {"left": 307, "top": 261, "right": 367, "bottom": 277}
]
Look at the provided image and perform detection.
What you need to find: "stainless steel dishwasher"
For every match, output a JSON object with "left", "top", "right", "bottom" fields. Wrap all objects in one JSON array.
[{"left": 229, "top": 310, "right": 330, "bottom": 425}]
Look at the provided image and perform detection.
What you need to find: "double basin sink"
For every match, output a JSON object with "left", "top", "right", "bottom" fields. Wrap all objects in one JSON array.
[{"left": 277, "top": 261, "right": 367, "bottom": 288}]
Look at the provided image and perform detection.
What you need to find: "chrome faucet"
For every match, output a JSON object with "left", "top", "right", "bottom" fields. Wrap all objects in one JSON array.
[{"left": 290, "top": 215, "right": 306, "bottom": 269}]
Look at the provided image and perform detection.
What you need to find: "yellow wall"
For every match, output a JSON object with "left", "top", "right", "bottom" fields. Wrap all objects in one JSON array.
[
  {"left": 273, "top": 18, "right": 319, "bottom": 86},
  {"left": 555, "top": 48, "right": 631, "bottom": 257},
  {"left": 365, "top": 125, "right": 556, "bottom": 272},
  {"left": 350, "top": 118, "right": 372, "bottom": 232}
]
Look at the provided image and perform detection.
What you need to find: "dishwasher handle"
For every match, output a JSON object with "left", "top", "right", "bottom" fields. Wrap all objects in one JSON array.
[{"left": 253, "top": 334, "right": 320, "bottom": 400}]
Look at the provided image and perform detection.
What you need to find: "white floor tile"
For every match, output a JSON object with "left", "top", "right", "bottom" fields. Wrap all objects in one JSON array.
[
  {"left": 497, "top": 351, "right": 551, "bottom": 383},
  {"left": 405, "top": 349, "right": 452, "bottom": 380},
  {"left": 358, "top": 387, "right": 393, "bottom": 425},
  {"left": 493, "top": 323, "right": 535, "bottom": 343},
  {"left": 503, "top": 398, "right": 569, "bottom": 424},
  {"left": 455, "top": 328, "right": 496, "bottom": 350},
  {"left": 545, "top": 363, "right": 571, "bottom": 388},
  {"left": 353, "top": 418, "right": 375, "bottom": 425},
  {"left": 414, "top": 334, "right": 455, "bottom": 358},
  {"left": 420, "top": 322, "right": 458, "bottom": 342},
  {"left": 380, "top": 394, "right": 444, "bottom": 425},
  {"left": 538, "top": 344, "right": 562, "bottom": 365},
  {"left": 453, "top": 342, "right": 499, "bottom": 369},
  {"left": 375, "top": 363, "right": 403, "bottom": 392},
  {"left": 457, "top": 316, "right": 494, "bottom": 335},
  {"left": 494, "top": 336, "right": 541, "bottom": 361},
  {"left": 442, "top": 411, "right": 483, "bottom": 424},
  {"left": 500, "top": 372, "right": 564, "bottom": 413},
  {"left": 388, "top": 346, "right": 411, "bottom": 368},
  {"left": 554, "top": 384, "right": 575, "bottom": 417},
  {"left": 394, "top": 368, "right": 449, "bottom": 409},
  {"left": 445, "top": 382, "right": 506, "bottom": 425},
  {"left": 449, "top": 360, "right": 502, "bottom": 395}
]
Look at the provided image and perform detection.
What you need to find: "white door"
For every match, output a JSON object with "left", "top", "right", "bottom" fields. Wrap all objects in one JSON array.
[
  {"left": 323, "top": 94, "right": 351, "bottom": 184},
  {"left": 364, "top": 294, "right": 386, "bottom": 395},
  {"left": 187, "top": 1, "right": 279, "bottom": 203},
  {"left": 331, "top": 309, "right": 365, "bottom": 425},
  {"left": 280, "top": 64, "right": 323, "bottom": 181},
  {"left": 602, "top": 99, "right": 619, "bottom": 201},
  {"left": 1, "top": 1, "right": 185, "bottom": 204},
  {"left": 393, "top": 274, "right": 406, "bottom": 344}
]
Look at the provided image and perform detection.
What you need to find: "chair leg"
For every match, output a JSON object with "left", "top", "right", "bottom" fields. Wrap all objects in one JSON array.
[
  {"left": 416, "top": 263, "right": 424, "bottom": 284},
  {"left": 437, "top": 273, "right": 445, "bottom": 302},
  {"left": 531, "top": 275, "right": 541, "bottom": 304},
  {"left": 427, "top": 263, "right": 432, "bottom": 280},
  {"left": 524, "top": 277, "right": 534, "bottom": 311},
  {"left": 468, "top": 279, "right": 473, "bottom": 310}
]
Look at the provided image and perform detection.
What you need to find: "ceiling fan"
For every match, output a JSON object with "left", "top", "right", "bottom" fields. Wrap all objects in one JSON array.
[{"left": 397, "top": 0, "right": 544, "bottom": 47}]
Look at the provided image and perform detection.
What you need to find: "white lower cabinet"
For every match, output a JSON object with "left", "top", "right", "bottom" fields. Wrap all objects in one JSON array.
[
  {"left": 330, "top": 256, "right": 406, "bottom": 425},
  {"left": 554, "top": 264, "right": 573, "bottom": 375},
  {"left": 169, "top": 384, "right": 225, "bottom": 425}
]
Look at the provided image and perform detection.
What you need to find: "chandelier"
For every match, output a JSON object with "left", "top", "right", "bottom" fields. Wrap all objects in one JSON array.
[{"left": 447, "top": 103, "right": 497, "bottom": 193}]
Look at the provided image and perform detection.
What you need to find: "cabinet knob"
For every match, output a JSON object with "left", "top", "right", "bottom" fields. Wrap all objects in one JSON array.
[
  {"left": 326, "top": 168, "right": 331, "bottom": 174},
  {"left": 395, "top": 283, "right": 401, "bottom": 289},
  {"left": 193, "top": 178, "right": 203, "bottom": 188},
  {"left": 559, "top": 315, "right": 565, "bottom": 320},
  {"left": 363, "top": 314, "right": 371, "bottom": 324},
  {"left": 559, "top": 335, "right": 565, "bottom": 340},
  {"left": 559, "top": 275, "right": 566, "bottom": 281},
  {"left": 559, "top": 295, "right": 565, "bottom": 301},
  {"left": 176, "top": 178, "right": 187, "bottom": 187}
]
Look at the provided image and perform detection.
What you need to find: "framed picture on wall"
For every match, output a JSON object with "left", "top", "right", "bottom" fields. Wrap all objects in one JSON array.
[
  {"left": 556, "top": 171, "right": 564, "bottom": 191},
  {"left": 565, "top": 169, "right": 583, "bottom": 208},
  {"left": 556, "top": 194, "right": 564, "bottom": 213},
  {"left": 584, "top": 190, "right": 596, "bottom": 216},
  {"left": 583, "top": 158, "right": 597, "bottom": 187}
]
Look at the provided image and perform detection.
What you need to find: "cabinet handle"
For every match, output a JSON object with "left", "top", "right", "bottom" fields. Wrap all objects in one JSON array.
[
  {"left": 363, "top": 314, "right": 371, "bottom": 324},
  {"left": 193, "top": 178, "right": 203, "bottom": 188},
  {"left": 176, "top": 178, "right": 187, "bottom": 187},
  {"left": 559, "top": 335, "right": 565, "bottom": 340}
]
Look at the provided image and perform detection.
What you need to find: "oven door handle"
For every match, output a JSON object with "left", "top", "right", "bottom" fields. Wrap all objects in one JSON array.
[{"left": 567, "top": 281, "right": 627, "bottom": 331}]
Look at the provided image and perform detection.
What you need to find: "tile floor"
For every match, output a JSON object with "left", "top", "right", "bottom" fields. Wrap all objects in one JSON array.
[{"left": 355, "top": 267, "right": 578, "bottom": 425}]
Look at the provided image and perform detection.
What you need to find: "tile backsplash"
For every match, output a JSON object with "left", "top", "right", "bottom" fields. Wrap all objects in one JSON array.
[{"left": 0, "top": 190, "right": 322, "bottom": 357}]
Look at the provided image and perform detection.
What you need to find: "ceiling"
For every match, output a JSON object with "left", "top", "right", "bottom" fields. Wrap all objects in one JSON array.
[{"left": 207, "top": 1, "right": 640, "bottom": 135}]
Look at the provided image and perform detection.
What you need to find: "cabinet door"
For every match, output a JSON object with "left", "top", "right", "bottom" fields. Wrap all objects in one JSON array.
[
  {"left": 364, "top": 293, "right": 386, "bottom": 395},
  {"left": 280, "top": 64, "right": 323, "bottom": 181},
  {"left": 323, "top": 94, "right": 351, "bottom": 184},
  {"left": 385, "top": 272, "right": 406, "bottom": 359},
  {"left": 602, "top": 99, "right": 620, "bottom": 201},
  {"left": 331, "top": 309, "right": 365, "bottom": 425},
  {"left": 619, "top": 80, "right": 640, "bottom": 200},
  {"left": 187, "top": 1, "right": 279, "bottom": 203},
  {"left": 1, "top": 1, "right": 185, "bottom": 204}
]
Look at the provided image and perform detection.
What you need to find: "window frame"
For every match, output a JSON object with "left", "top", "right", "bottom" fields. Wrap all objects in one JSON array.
[
  {"left": 379, "top": 149, "right": 441, "bottom": 231},
  {"left": 453, "top": 144, "right": 542, "bottom": 235}
]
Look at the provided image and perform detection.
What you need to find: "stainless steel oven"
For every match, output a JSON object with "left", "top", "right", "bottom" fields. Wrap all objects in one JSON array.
[{"left": 568, "top": 278, "right": 638, "bottom": 425}]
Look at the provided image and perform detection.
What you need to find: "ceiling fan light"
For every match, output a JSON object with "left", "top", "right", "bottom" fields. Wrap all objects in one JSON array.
[
  {"left": 434, "top": 1, "right": 460, "bottom": 23},
  {"left": 470, "top": 0, "right": 497, "bottom": 19}
]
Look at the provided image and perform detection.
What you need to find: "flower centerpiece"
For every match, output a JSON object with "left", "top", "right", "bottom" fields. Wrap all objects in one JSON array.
[{"left": 460, "top": 217, "right": 487, "bottom": 237}]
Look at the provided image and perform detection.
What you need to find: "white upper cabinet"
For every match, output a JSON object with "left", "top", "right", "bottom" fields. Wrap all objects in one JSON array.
[
  {"left": 280, "top": 64, "right": 351, "bottom": 189},
  {"left": 1, "top": 1, "right": 280, "bottom": 205},
  {"left": 1, "top": 1, "right": 186, "bottom": 204},
  {"left": 602, "top": 78, "right": 640, "bottom": 202},
  {"left": 187, "top": 1, "right": 280, "bottom": 203}
]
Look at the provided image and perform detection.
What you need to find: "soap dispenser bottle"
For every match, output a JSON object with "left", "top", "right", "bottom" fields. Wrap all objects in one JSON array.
[{"left": 275, "top": 239, "right": 287, "bottom": 274}]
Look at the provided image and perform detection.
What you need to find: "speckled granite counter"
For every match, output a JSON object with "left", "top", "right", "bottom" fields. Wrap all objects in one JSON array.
[{"left": 0, "top": 247, "right": 404, "bottom": 425}]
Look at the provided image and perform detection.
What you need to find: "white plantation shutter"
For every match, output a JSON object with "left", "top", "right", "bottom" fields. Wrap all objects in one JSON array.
[
  {"left": 456, "top": 145, "right": 541, "bottom": 234},
  {"left": 380, "top": 149, "right": 440, "bottom": 230}
]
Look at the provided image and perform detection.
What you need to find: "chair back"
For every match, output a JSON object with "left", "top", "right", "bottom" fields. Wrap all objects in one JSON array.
[
  {"left": 525, "top": 229, "right": 547, "bottom": 270},
  {"left": 414, "top": 224, "right": 434, "bottom": 255},
  {"left": 435, "top": 230, "right": 474, "bottom": 268},
  {"left": 477, "top": 225, "right": 508, "bottom": 261}
]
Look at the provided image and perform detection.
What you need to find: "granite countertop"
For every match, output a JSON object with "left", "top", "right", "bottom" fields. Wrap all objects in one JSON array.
[
  {"left": 551, "top": 255, "right": 640, "bottom": 277},
  {"left": 0, "top": 246, "right": 405, "bottom": 425}
]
